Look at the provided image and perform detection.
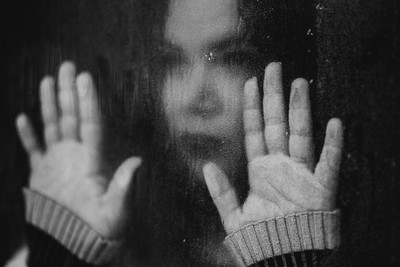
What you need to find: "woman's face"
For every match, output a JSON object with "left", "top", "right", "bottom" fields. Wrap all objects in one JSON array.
[{"left": 162, "top": 0, "right": 252, "bottom": 175}]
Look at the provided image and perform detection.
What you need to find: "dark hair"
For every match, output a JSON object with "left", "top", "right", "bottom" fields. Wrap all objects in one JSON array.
[{"left": 2, "top": 0, "right": 315, "bottom": 266}]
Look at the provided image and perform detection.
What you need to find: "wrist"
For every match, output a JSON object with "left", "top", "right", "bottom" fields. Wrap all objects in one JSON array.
[
  {"left": 224, "top": 210, "right": 340, "bottom": 266},
  {"left": 23, "top": 188, "right": 122, "bottom": 265}
]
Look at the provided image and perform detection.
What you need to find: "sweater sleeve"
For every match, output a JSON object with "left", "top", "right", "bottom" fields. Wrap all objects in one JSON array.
[
  {"left": 23, "top": 188, "right": 122, "bottom": 266},
  {"left": 224, "top": 210, "right": 340, "bottom": 267}
]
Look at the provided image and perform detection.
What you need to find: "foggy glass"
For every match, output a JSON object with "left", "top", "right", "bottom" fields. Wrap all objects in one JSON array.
[{"left": 1, "top": 0, "right": 400, "bottom": 266}]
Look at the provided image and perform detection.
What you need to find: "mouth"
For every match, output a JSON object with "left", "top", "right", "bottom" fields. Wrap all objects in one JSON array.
[
  {"left": 187, "top": 100, "right": 224, "bottom": 119},
  {"left": 170, "top": 110, "right": 243, "bottom": 139}
]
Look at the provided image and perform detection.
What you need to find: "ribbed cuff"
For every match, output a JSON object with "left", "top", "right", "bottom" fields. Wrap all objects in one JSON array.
[
  {"left": 224, "top": 210, "right": 340, "bottom": 266},
  {"left": 23, "top": 188, "right": 122, "bottom": 265}
]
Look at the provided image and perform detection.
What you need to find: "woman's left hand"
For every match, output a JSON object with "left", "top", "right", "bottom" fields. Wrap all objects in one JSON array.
[{"left": 203, "top": 62, "right": 344, "bottom": 234}]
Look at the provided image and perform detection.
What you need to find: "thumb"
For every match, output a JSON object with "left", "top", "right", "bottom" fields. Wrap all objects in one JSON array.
[
  {"left": 16, "top": 114, "right": 43, "bottom": 167},
  {"left": 106, "top": 157, "right": 142, "bottom": 202},
  {"left": 203, "top": 162, "right": 240, "bottom": 223}
]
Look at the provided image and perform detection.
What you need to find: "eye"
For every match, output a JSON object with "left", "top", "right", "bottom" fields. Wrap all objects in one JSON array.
[{"left": 159, "top": 50, "right": 181, "bottom": 68}]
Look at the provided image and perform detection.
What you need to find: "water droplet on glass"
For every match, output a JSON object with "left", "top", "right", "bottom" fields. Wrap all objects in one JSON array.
[{"left": 204, "top": 51, "right": 215, "bottom": 62}]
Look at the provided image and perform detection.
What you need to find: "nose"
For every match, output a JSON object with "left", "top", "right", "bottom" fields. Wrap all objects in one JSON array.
[{"left": 186, "top": 62, "right": 224, "bottom": 118}]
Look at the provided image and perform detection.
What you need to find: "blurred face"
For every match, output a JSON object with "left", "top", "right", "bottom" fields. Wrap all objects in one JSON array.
[{"left": 163, "top": 0, "right": 255, "bottom": 175}]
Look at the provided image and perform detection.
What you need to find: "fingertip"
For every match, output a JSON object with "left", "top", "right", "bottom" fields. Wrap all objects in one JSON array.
[
  {"left": 76, "top": 72, "right": 93, "bottom": 85},
  {"left": 124, "top": 156, "right": 142, "bottom": 173},
  {"left": 77, "top": 71, "right": 92, "bottom": 79},
  {"left": 328, "top": 118, "right": 343, "bottom": 129},
  {"left": 264, "top": 62, "right": 283, "bottom": 93},
  {"left": 15, "top": 114, "right": 42, "bottom": 157},
  {"left": 290, "top": 78, "right": 310, "bottom": 110},
  {"left": 40, "top": 76, "right": 56, "bottom": 108},
  {"left": 250, "top": 77, "right": 258, "bottom": 83},
  {"left": 246, "top": 77, "right": 258, "bottom": 86},
  {"left": 16, "top": 114, "right": 26, "bottom": 130},
  {"left": 291, "top": 78, "right": 309, "bottom": 90},
  {"left": 265, "top": 62, "right": 282, "bottom": 74},
  {"left": 76, "top": 73, "right": 91, "bottom": 97},
  {"left": 244, "top": 78, "right": 260, "bottom": 110},
  {"left": 244, "top": 77, "right": 257, "bottom": 92},
  {"left": 40, "top": 76, "right": 55, "bottom": 89},
  {"left": 327, "top": 118, "right": 344, "bottom": 142},
  {"left": 58, "top": 61, "right": 76, "bottom": 85},
  {"left": 203, "top": 162, "right": 216, "bottom": 178},
  {"left": 107, "top": 158, "right": 139, "bottom": 203},
  {"left": 129, "top": 157, "right": 142, "bottom": 169},
  {"left": 245, "top": 77, "right": 258, "bottom": 90},
  {"left": 59, "top": 61, "right": 76, "bottom": 73},
  {"left": 15, "top": 114, "right": 32, "bottom": 148},
  {"left": 203, "top": 162, "right": 220, "bottom": 189},
  {"left": 16, "top": 113, "right": 32, "bottom": 130}
]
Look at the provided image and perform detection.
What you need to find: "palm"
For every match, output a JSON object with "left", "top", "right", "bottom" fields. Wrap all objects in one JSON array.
[
  {"left": 17, "top": 62, "right": 141, "bottom": 239},
  {"left": 224, "top": 154, "right": 332, "bottom": 233},
  {"left": 31, "top": 142, "right": 98, "bottom": 193},
  {"left": 204, "top": 63, "right": 343, "bottom": 234}
]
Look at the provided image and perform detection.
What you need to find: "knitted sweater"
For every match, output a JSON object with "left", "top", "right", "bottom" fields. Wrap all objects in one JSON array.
[{"left": 23, "top": 188, "right": 340, "bottom": 267}]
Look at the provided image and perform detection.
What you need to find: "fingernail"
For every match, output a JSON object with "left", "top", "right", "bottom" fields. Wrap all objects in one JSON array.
[
  {"left": 78, "top": 85, "right": 87, "bottom": 97},
  {"left": 77, "top": 76, "right": 89, "bottom": 96},
  {"left": 328, "top": 125, "right": 337, "bottom": 139},
  {"left": 266, "top": 62, "right": 282, "bottom": 73},
  {"left": 291, "top": 87, "right": 302, "bottom": 108},
  {"left": 273, "top": 62, "right": 282, "bottom": 71},
  {"left": 249, "top": 77, "right": 257, "bottom": 83},
  {"left": 245, "top": 77, "right": 257, "bottom": 90}
]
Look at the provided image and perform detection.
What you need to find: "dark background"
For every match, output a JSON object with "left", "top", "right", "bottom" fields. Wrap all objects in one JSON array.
[{"left": 1, "top": 0, "right": 399, "bottom": 266}]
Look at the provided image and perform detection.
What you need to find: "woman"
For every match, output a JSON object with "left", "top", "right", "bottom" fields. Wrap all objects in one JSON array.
[{"left": 15, "top": 0, "right": 343, "bottom": 266}]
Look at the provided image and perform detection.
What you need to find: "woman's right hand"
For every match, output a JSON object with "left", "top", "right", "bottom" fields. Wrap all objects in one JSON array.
[{"left": 16, "top": 61, "right": 141, "bottom": 239}]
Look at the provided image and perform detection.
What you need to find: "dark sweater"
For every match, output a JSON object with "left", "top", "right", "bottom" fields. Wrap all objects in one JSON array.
[{"left": 24, "top": 189, "right": 340, "bottom": 267}]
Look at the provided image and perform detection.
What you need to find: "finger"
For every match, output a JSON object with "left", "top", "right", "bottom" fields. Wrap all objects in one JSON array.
[
  {"left": 16, "top": 114, "right": 42, "bottom": 166},
  {"left": 263, "top": 62, "right": 289, "bottom": 155},
  {"left": 76, "top": 72, "right": 102, "bottom": 149},
  {"left": 40, "top": 76, "right": 60, "bottom": 147},
  {"left": 58, "top": 61, "right": 79, "bottom": 140},
  {"left": 203, "top": 163, "right": 240, "bottom": 223},
  {"left": 244, "top": 77, "right": 266, "bottom": 162},
  {"left": 106, "top": 157, "right": 142, "bottom": 202},
  {"left": 314, "top": 119, "right": 344, "bottom": 192},
  {"left": 288, "top": 78, "right": 314, "bottom": 170}
]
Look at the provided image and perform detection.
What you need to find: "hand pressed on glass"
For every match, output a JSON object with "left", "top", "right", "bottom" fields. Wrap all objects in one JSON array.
[
  {"left": 16, "top": 62, "right": 142, "bottom": 239},
  {"left": 203, "top": 62, "right": 343, "bottom": 234}
]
